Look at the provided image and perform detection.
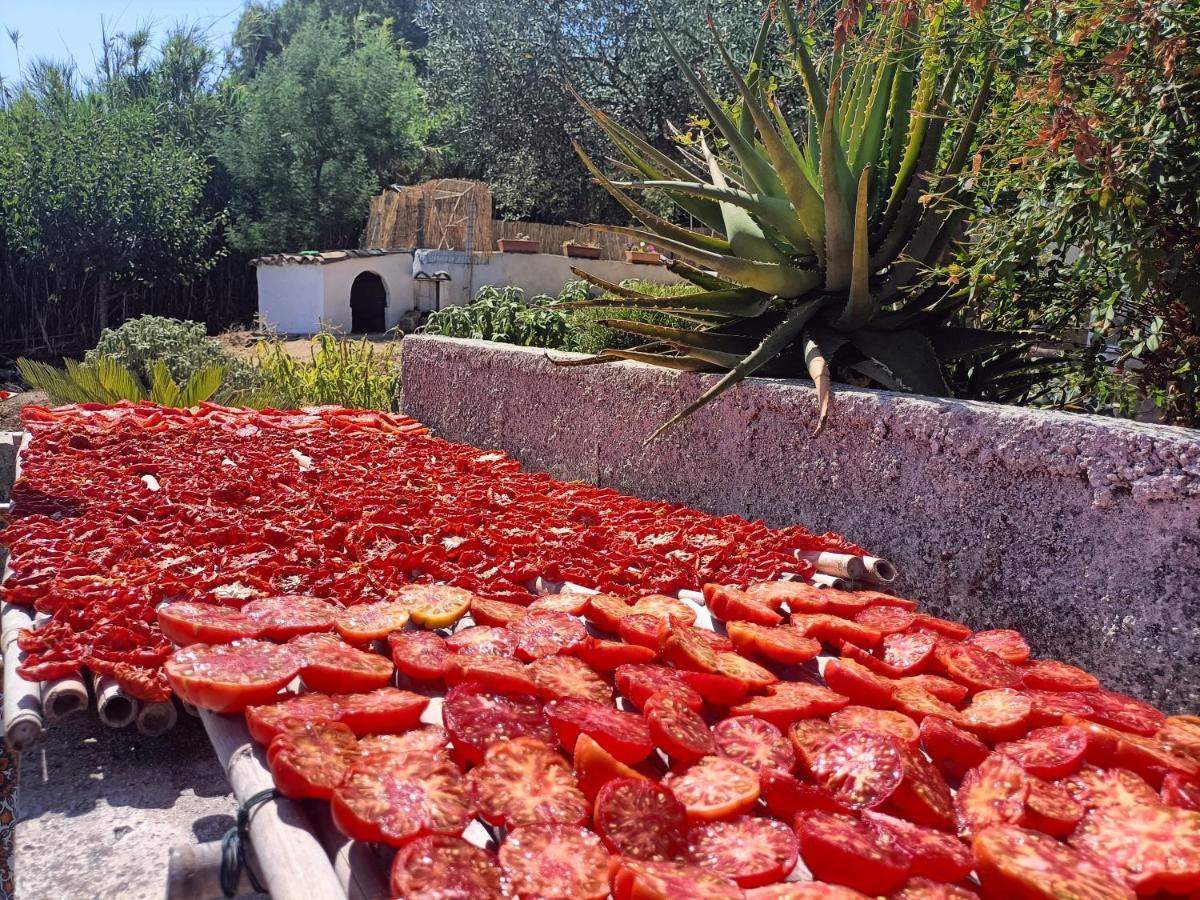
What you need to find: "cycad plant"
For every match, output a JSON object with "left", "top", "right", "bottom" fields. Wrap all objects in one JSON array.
[
  {"left": 565, "top": 4, "right": 1025, "bottom": 436},
  {"left": 17, "top": 355, "right": 225, "bottom": 407}
]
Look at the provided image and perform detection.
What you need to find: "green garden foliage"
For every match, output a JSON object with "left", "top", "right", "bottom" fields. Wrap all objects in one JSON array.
[
  {"left": 18, "top": 355, "right": 226, "bottom": 408},
  {"left": 250, "top": 332, "right": 402, "bottom": 411}
]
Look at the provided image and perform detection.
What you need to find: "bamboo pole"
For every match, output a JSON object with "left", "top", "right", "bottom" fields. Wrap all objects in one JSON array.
[
  {"left": 795, "top": 550, "right": 866, "bottom": 580},
  {"left": 43, "top": 672, "right": 89, "bottom": 722},
  {"left": 135, "top": 698, "right": 179, "bottom": 737},
  {"left": 810, "top": 572, "right": 856, "bottom": 590},
  {"left": 91, "top": 671, "right": 139, "bottom": 728},
  {"left": 180, "top": 699, "right": 201, "bottom": 718},
  {"left": 307, "top": 801, "right": 392, "bottom": 900},
  {"left": 199, "top": 708, "right": 346, "bottom": 900},
  {"left": 165, "top": 840, "right": 255, "bottom": 900},
  {"left": 1, "top": 599, "right": 45, "bottom": 751},
  {"left": 860, "top": 555, "right": 898, "bottom": 584}
]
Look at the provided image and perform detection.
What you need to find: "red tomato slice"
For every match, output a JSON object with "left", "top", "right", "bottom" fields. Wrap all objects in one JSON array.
[
  {"left": 390, "top": 835, "right": 505, "bottom": 900},
  {"left": 444, "top": 654, "right": 541, "bottom": 695},
  {"left": 245, "top": 691, "right": 340, "bottom": 745},
  {"left": 615, "top": 664, "right": 703, "bottom": 710},
  {"left": 745, "top": 580, "right": 828, "bottom": 613},
  {"left": 529, "top": 654, "right": 611, "bottom": 703},
  {"left": 1162, "top": 773, "right": 1200, "bottom": 811},
  {"left": 645, "top": 692, "right": 717, "bottom": 764},
  {"left": 830, "top": 705, "right": 920, "bottom": 749},
  {"left": 331, "top": 751, "right": 473, "bottom": 846},
  {"left": 703, "top": 584, "right": 782, "bottom": 626},
  {"left": 880, "top": 631, "right": 938, "bottom": 675},
  {"left": 241, "top": 594, "right": 338, "bottom": 642},
  {"left": 889, "top": 742, "right": 956, "bottom": 831},
  {"left": 1082, "top": 688, "right": 1166, "bottom": 737},
  {"left": 358, "top": 725, "right": 448, "bottom": 756},
  {"left": 510, "top": 609, "right": 587, "bottom": 661},
  {"left": 571, "top": 636, "right": 656, "bottom": 672},
  {"left": 955, "top": 754, "right": 1029, "bottom": 839},
  {"left": 335, "top": 687, "right": 428, "bottom": 736},
  {"left": 165, "top": 639, "right": 300, "bottom": 713},
  {"left": 268, "top": 721, "right": 359, "bottom": 800},
  {"left": 1020, "top": 658, "right": 1099, "bottom": 692},
  {"left": 853, "top": 606, "right": 917, "bottom": 636},
  {"left": 620, "top": 613, "right": 667, "bottom": 650},
  {"left": 862, "top": 810, "right": 973, "bottom": 883},
  {"left": 962, "top": 687, "right": 1032, "bottom": 743},
  {"left": 1159, "top": 715, "right": 1200, "bottom": 761},
  {"left": 612, "top": 859, "right": 742, "bottom": 900},
  {"left": 586, "top": 593, "right": 636, "bottom": 633},
  {"left": 714, "top": 651, "right": 778, "bottom": 690},
  {"left": 840, "top": 642, "right": 910, "bottom": 678},
  {"left": 824, "top": 657, "right": 896, "bottom": 708},
  {"left": 713, "top": 715, "right": 795, "bottom": 773},
  {"left": 545, "top": 697, "right": 653, "bottom": 763},
  {"left": 759, "top": 769, "right": 853, "bottom": 819},
  {"left": 999, "top": 725, "right": 1088, "bottom": 779},
  {"left": 530, "top": 592, "right": 591, "bottom": 615},
  {"left": 595, "top": 777, "right": 688, "bottom": 860},
  {"left": 333, "top": 599, "right": 410, "bottom": 644},
  {"left": 1059, "top": 765, "right": 1161, "bottom": 811},
  {"left": 972, "top": 825, "right": 1135, "bottom": 900},
  {"left": 442, "top": 684, "right": 553, "bottom": 766},
  {"left": 397, "top": 583, "right": 474, "bottom": 629},
  {"left": 467, "top": 736, "right": 589, "bottom": 828},
  {"left": 910, "top": 614, "right": 972, "bottom": 641},
  {"left": 896, "top": 674, "right": 969, "bottom": 705},
  {"left": 659, "top": 623, "right": 720, "bottom": 673},
  {"left": 795, "top": 810, "right": 912, "bottom": 896},
  {"left": 966, "top": 628, "right": 1031, "bottom": 664},
  {"left": 445, "top": 625, "right": 517, "bottom": 657},
  {"left": 727, "top": 621, "right": 821, "bottom": 665},
  {"left": 893, "top": 684, "right": 966, "bottom": 726},
  {"left": 157, "top": 601, "right": 261, "bottom": 646},
  {"left": 792, "top": 613, "right": 882, "bottom": 648},
  {"left": 859, "top": 589, "right": 919, "bottom": 612},
  {"left": 821, "top": 589, "right": 875, "bottom": 618},
  {"left": 1067, "top": 715, "right": 1200, "bottom": 787},
  {"left": 811, "top": 729, "right": 905, "bottom": 810},
  {"left": 677, "top": 670, "right": 751, "bottom": 706},
  {"left": 731, "top": 681, "right": 849, "bottom": 729},
  {"left": 919, "top": 715, "right": 989, "bottom": 781},
  {"left": 1023, "top": 777, "right": 1084, "bottom": 837},
  {"left": 389, "top": 629, "right": 452, "bottom": 682},
  {"left": 573, "top": 733, "right": 646, "bottom": 802},
  {"left": 788, "top": 718, "right": 837, "bottom": 775},
  {"left": 889, "top": 877, "right": 978, "bottom": 899},
  {"left": 687, "top": 815, "right": 799, "bottom": 888},
  {"left": 633, "top": 593, "right": 697, "bottom": 625},
  {"left": 662, "top": 755, "right": 760, "bottom": 821},
  {"left": 470, "top": 596, "right": 529, "bottom": 628},
  {"left": 499, "top": 824, "right": 611, "bottom": 900},
  {"left": 288, "top": 632, "right": 394, "bottom": 694},
  {"left": 935, "top": 643, "right": 1022, "bottom": 693},
  {"left": 1024, "top": 688, "right": 1096, "bottom": 728}
]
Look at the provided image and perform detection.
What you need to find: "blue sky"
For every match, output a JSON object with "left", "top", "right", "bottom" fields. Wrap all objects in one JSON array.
[{"left": 0, "top": 1, "right": 243, "bottom": 85}]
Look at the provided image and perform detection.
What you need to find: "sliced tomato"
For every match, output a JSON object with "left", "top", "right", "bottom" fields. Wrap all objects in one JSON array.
[
  {"left": 830, "top": 705, "right": 920, "bottom": 748},
  {"left": 612, "top": 859, "right": 742, "bottom": 900},
  {"left": 962, "top": 688, "right": 1032, "bottom": 743},
  {"left": 677, "top": 669, "right": 751, "bottom": 706},
  {"left": 703, "top": 584, "right": 783, "bottom": 626},
  {"left": 792, "top": 613, "right": 881, "bottom": 648},
  {"left": 879, "top": 631, "right": 938, "bottom": 675},
  {"left": 398, "top": 583, "right": 474, "bottom": 629},
  {"left": 619, "top": 613, "right": 666, "bottom": 650},
  {"left": 910, "top": 614, "right": 971, "bottom": 641},
  {"left": 889, "top": 877, "right": 978, "bottom": 899},
  {"left": 445, "top": 625, "right": 518, "bottom": 657},
  {"left": 288, "top": 632, "right": 394, "bottom": 693},
  {"left": 896, "top": 674, "right": 969, "bottom": 705},
  {"left": 633, "top": 593, "right": 697, "bottom": 625},
  {"left": 840, "top": 642, "right": 911, "bottom": 678},
  {"left": 165, "top": 639, "right": 300, "bottom": 713},
  {"left": 998, "top": 725, "right": 1088, "bottom": 779},
  {"left": 573, "top": 733, "right": 646, "bottom": 802},
  {"left": 530, "top": 654, "right": 611, "bottom": 703},
  {"left": 713, "top": 715, "right": 795, "bottom": 773},
  {"left": 688, "top": 627, "right": 734, "bottom": 653},
  {"left": 1024, "top": 688, "right": 1096, "bottom": 728},
  {"left": 714, "top": 651, "right": 778, "bottom": 690},
  {"left": 1082, "top": 688, "right": 1166, "bottom": 737},
  {"left": 891, "top": 684, "right": 965, "bottom": 726},
  {"left": 245, "top": 691, "right": 340, "bottom": 745},
  {"left": 499, "top": 824, "right": 611, "bottom": 900},
  {"left": 615, "top": 664, "right": 703, "bottom": 711},
  {"left": 1162, "top": 773, "right": 1200, "bottom": 811},
  {"left": 242, "top": 594, "right": 338, "bottom": 642},
  {"left": 467, "top": 736, "right": 589, "bottom": 828},
  {"left": 687, "top": 815, "right": 798, "bottom": 888},
  {"left": 442, "top": 684, "right": 553, "bottom": 766},
  {"left": 889, "top": 742, "right": 956, "bottom": 830},
  {"left": 954, "top": 754, "right": 1029, "bottom": 839},
  {"left": 586, "top": 593, "right": 636, "bottom": 633},
  {"left": 919, "top": 714, "right": 989, "bottom": 781},
  {"left": 1158, "top": 715, "right": 1200, "bottom": 762},
  {"left": 268, "top": 721, "right": 359, "bottom": 800},
  {"left": 746, "top": 580, "right": 828, "bottom": 613},
  {"left": 359, "top": 725, "right": 448, "bottom": 757},
  {"left": 853, "top": 606, "right": 917, "bottom": 636},
  {"left": 794, "top": 810, "right": 911, "bottom": 896},
  {"left": 444, "top": 655, "right": 541, "bottom": 695},
  {"left": 471, "top": 596, "right": 529, "bottom": 628},
  {"left": 530, "top": 592, "right": 592, "bottom": 615},
  {"left": 1067, "top": 715, "right": 1200, "bottom": 787},
  {"left": 333, "top": 599, "right": 410, "bottom": 644},
  {"left": 758, "top": 768, "right": 852, "bottom": 819},
  {"left": 335, "top": 687, "right": 429, "bottom": 736},
  {"left": 966, "top": 629, "right": 1030, "bottom": 665},
  {"left": 824, "top": 657, "right": 896, "bottom": 708},
  {"left": 389, "top": 629, "right": 452, "bottom": 682},
  {"left": 821, "top": 589, "right": 876, "bottom": 618},
  {"left": 595, "top": 777, "right": 688, "bottom": 860},
  {"left": 788, "top": 717, "right": 837, "bottom": 775},
  {"left": 1020, "top": 658, "right": 1099, "bottom": 692},
  {"left": 972, "top": 825, "right": 1135, "bottom": 900},
  {"left": 645, "top": 692, "right": 716, "bottom": 764},
  {"left": 510, "top": 609, "right": 587, "bottom": 660},
  {"left": 731, "top": 681, "right": 849, "bottom": 729},
  {"left": 390, "top": 835, "right": 505, "bottom": 900},
  {"left": 811, "top": 729, "right": 905, "bottom": 810},
  {"left": 545, "top": 697, "right": 653, "bottom": 763},
  {"left": 659, "top": 623, "right": 719, "bottom": 673},
  {"left": 331, "top": 751, "right": 473, "bottom": 846},
  {"left": 572, "top": 636, "right": 656, "bottom": 672},
  {"left": 859, "top": 590, "right": 919, "bottom": 612},
  {"left": 662, "top": 755, "right": 760, "bottom": 821},
  {"left": 935, "top": 643, "right": 1022, "bottom": 693},
  {"left": 1023, "top": 777, "right": 1084, "bottom": 837},
  {"left": 157, "top": 601, "right": 261, "bottom": 646},
  {"left": 862, "top": 809, "right": 973, "bottom": 883},
  {"left": 727, "top": 621, "right": 821, "bottom": 664}
]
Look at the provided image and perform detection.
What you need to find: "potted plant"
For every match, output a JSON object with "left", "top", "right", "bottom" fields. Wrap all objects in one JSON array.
[
  {"left": 623, "top": 241, "right": 662, "bottom": 265},
  {"left": 497, "top": 232, "right": 541, "bottom": 254},
  {"left": 562, "top": 239, "right": 602, "bottom": 260}
]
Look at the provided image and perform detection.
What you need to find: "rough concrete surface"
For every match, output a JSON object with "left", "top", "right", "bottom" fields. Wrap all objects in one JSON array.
[
  {"left": 402, "top": 336, "right": 1200, "bottom": 714},
  {"left": 14, "top": 710, "right": 239, "bottom": 900}
]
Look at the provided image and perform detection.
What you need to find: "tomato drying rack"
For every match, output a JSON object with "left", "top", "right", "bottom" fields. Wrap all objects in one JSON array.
[{"left": 0, "top": 407, "right": 903, "bottom": 899}]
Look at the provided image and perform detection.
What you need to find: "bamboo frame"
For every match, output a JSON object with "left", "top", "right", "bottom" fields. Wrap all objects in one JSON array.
[
  {"left": 165, "top": 839, "right": 255, "bottom": 900},
  {"left": 135, "top": 699, "right": 179, "bottom": 737},
  {"left": 92, "top": 671, "right": 139, "bottom": 729},
  {"left": 795, "top": 550, "right": 867, "bottom": 580},
  {"left": 860, "top": 555, "right": 898, "bottom": 584},
  {"left": 43, "top": 672, "right": 89, "bottom": 722},
  {"left": 1, "top": 599, "right": 44, "bottom": 751}
]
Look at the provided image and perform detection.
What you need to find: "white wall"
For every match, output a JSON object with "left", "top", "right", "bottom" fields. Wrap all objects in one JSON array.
[
  {"left": 256, "top": 265, "right": 326, "bottom": 333},
  {"left": 319, "top": 253, "right": 415, "bottom": 331}
]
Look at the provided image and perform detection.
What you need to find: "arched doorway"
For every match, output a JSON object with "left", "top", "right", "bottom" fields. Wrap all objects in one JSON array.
[{"left": 350, "top": 272, "right": 387, "bottom": 332}]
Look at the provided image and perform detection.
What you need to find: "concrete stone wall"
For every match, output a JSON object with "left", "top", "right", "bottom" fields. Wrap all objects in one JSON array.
[{"left": 401, "top": 336, "right": 1200, "bottom": 713}]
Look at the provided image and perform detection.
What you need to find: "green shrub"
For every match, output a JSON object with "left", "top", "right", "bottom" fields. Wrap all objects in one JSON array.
[
  {"left": 86, "top": 316, "right": 257, "bottom": 393},
  {"left": 250, "top": 332, "right": 401, "bottom": 411}
]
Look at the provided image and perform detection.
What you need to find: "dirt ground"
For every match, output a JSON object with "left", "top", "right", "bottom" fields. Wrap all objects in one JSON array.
[{"left": 0, "top": 390, "right": 48, "bottom": 432}]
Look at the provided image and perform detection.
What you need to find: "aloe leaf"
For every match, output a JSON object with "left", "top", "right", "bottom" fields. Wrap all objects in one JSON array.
[
  {"left": 836, "top": 165, "right": 877, "bottom": 329},
  {"left": 567, "top": 266, "right": 654, "bottom": 299},
  {"left": 736, "top": 14, "right": 773, "bottom": 144},
  {"left": 822, "top": 78, "right": 855, "bottom": 291},
  {"left": 698, "top": 138, "right": 791, "bottom": 264},
  {"left": 878, "top": 205, "right": 968, "bottom": 300},
  {"left": 878, "top": 45, "right": 915, "bottom": 207},
  {"left": 647, "top": 298, "right": 826, "bottom": 442},
  {"left": 595, "top": 349, "right": 719, "bottom": 372},
  {"left": 847, "top": 328, "right": 951, "bottom": 395},
  {"left": 779, "top": 0, "right": 829, "bottom": 128},
  {"left": 667, "top": 259, "right": 739, "bottom": 292},
  {"left": 802, "top": 330, "right": 833, "bottom": 435},
  {"left": 599, "top": 319, "right": 755, "bottom": 353},
  {"left": 850, "top": 56, "right": 897, "bottom": 175},
  {"left": 558, "top": 287, "right": 770, "bottom": 316}
]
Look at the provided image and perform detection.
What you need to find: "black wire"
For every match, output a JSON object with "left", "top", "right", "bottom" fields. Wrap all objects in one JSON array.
[{"left": 220, "top": 788, "right": 278, "bottom": 897}]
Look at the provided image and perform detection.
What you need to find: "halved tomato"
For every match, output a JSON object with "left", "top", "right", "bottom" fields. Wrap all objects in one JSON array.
[
  {"left": 1059, "top": 765, "right": 1161, "bottom": 811},
  {"left": 1158, "top": 715, "right": 1200, "bottom": 762},
  {"left": 892, "top": 684, "right": 966, "bottom": 726},
  {"left": 888, "top": 742, "right": 956, "bottom": 831},
  {"left": 633, "top": 593, "right": 697, "bottom": 625},
  {"left": 972, "top": 825, "right": 1135, "bottom": 900},
  {"left": 966, "top": 629, "right": 1031, "bottom": 665},
  {"left": 245, "top": 691, "right": 340, "bottom": 745},
  {"left": 713, "top": 715, "right": 795, "bottom": 774},
  {"left": 442, "top": 684, "right": 553, "bottom": 766},
  {"left": 331, "top": 751, "right": 473, "bottom": 846},
  {"left": 242, "top": 595, "right": 339, "bottom": 642},
  {"left": 444, "top": 654, "right": 541, "bottom": 695},
  {"left": 335, "top": 687, "right": 429, "bottom": 736},
  {"left": 788, "top": 718, "right": 836, "bottom": 775},
  {"left": 470, "top": 596, "right": 529, "bottom": 628},
  {"left": 1082, "top": 688, "right": 1166, "bottom": 737},
  {"left": 1021, "top": 658, "right": 1099, "bottom": 692},
  {"left": 333, "top": 599, "right": 409, "bottom": 644},
  {"left": 1023, "top": 777, "right": 1084, "bottom": 837},
  {"left": 896, "top": 674, "right": 969, "bottom": 705},
  {"left": 619, "top": 613, "right": 666, "bottom": 650},
  {"left": 954, "top": 754, "right": 1029, "bottom": 838},
  {"left": 268, "top": 720, "right": 359, "bottom": 800},
  {"left": 1162, "top": 773, "right": 1200, "bottom": 811},
  {"left": 397, "top": 583, "right": 474, "bottom": 629},
  {"left": 703, "top": 584, "right": 782, "bottom": 626},
  {"left": 612, "top": 859, "right": 742, "bottom": 900},
  {"left": 1067, "top": 715, "right": 1200, "bottom": 787},
  {"left": 726, "top": 621, "right": 821, "bottom": 665},
  {"left": 823, "top": 657, "right": 896, "bottom": 708},
  {"left": 745, "top": 580, "right": 828, "bottom": 613},
  {"left": 919, "top": 715, "right": 989, "bottom": 781},
  {"left": 821, "top": 589, "right": 875, "bottom": 618},
  {"left": 714, "top": 651, "right": 777, "bottom": 690},
  {"left": 687, "top": 815, "right": 798, "bottom": 888},
  {"left": 390, "top": 835, "right": 505, "bottom": 900},
  {"left": 830, "top": 705, "right": 920, "bottom": 749},
  {"left": 595, "top": 777, "right": 688, "bottom": 860},
  {"left": 910, "top": 614, "right": 971, "bottom": 641},
  {"left": 811, "top": 729, "right": 905, "bottom": 810},
  {"left": 645, "top": 692, "right": 716, "bottom": 764},
  {"left": 571, "top": 636, "right": 656, "bottom": 672},
  {"left": 545, "top": 697, "right": 653, "bottom": 763},
  {"left": 731, "top": 681, "right": 849, "bottom": 729},
  {"left": 879, "top": 631, "right": 938, "bottom": 675},
  {"left": 468, "top": 736, "right": 589, "bottom": 828},
  {"left": 998, "top": 725, "right": 1088, "bottom": 779},
  {"left": 758, "top": 769, "right": 852, "bottom": 819},
  {"left": 1024, "top": 688, "right": 1096, "bottom": 728},
  {"left": 662, "top": 755, "right": 760, "bottom": 821},
  {"left": 862, "top": 810, "right": 973, "bottom": 883},
  {"left": 853, "top": 606, "right": 916, "bottom": 635},
  {"left": 165, "top": 639, "right": 300, "bottom": 713},
  {"left": 795, "top": 810, "right": 911, "bottom": 896},
  {"left": 677, "top": 670, "right": 751, "bottom": 706},
  {"left": 511, "top": 610, "right": 586, "bottom": 660},
  {"left": 288, "top": 632, "right": 394, "bottom": 693},
  {"left": 889, "top": 877, "right": 978, "bottom": 899},
  {"left": 359, "top": 725, "right": 448, "bottom": 756},
  {"left": 530, "top": 592, "right": 591, "bottom": 615},
  {"left": 499, "top": 825, "right": 611, "bottom": 900},
  {"left": 157, "top": 601, "right": 261, "bottom": 646},
  {"left": 792, "top": 613, "right": 881, "bottom": 648},
  {"left": 658, "top": 624, "right": 719, "bottom": 673},
  {"left": 615, "top": 664, "right": 703, "bottom": 711},
  {"left": 962, "top": 688, "right": 1032, "bottom": 743},
  {"left": 388, "top": 629, "right": 452, "bottom": 682},
  {"left": 530, "top": 655, "right": 611, "bottom": 703},
  {"left": 445, "top": 625, "right": 517, "bottom": 657},
  {"left": 585, "top": 593, "right": 636, "bottom": 633},
  {"left": 935, "top": 643, "right": 1022, "bottom": 693},
  {"left": 574, "top": 733, "right": 646, "bottom": 802}
]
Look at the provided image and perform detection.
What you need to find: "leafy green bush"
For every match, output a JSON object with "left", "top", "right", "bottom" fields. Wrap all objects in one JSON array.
[
  {"left": 86, "top": 316, "right": 257, "bottom": 393},
  {"left": 250, "top": 332, "right": 401, "bottom": 411}
]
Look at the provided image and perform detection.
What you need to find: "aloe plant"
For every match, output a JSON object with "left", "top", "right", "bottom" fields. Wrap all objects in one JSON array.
[{"left": 565, "top": 5, "right": 1025, "bottom": 436}]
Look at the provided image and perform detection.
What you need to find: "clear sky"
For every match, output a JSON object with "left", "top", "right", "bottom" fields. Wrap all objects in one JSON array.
[{"left": 0, "top": 0, "right": 244, "bottom": 85}]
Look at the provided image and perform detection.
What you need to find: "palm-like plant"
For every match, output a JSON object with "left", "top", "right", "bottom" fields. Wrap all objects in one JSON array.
[
  {"left": 564, "top": 4, "right": 1024, "bottom": 436},
  {"left": 17, "top": 355, "right": 226, "bottom": 407}
]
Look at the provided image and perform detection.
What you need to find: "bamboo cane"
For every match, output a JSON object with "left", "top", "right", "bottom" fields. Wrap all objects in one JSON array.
[
  {"left": 199, "top": 708, "right": 346, "bottom": 900},
  {"left": 165, "top": 839, "right": 255, "bottom": 900},
  {"left": 90, "top": 671, "right": 139, "bottom": 728},
  {"left": 795, "top": 550, "right": 867, "bottom": 580},
  {"left": 860, "top": 555, "right": 898, "bottom": 584},
  {"left": 307, "top": 801, "right": 392, "bottom": 900},
  {"left": 135, "top": 698, "right": 179, "bottom": 737},
  {"left": 43, "top": 672, "right": 89, "bottom": 722},
  {"left": 810, "top": 572, "right": 855, "bottom": 591},
  {"left": 1, "top": 600, "right": 44, "bottom": 751}
]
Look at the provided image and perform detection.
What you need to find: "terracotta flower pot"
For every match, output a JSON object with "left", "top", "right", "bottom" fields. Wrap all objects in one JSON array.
[
  {"left": 497, "top": 239, "right": 540, "bottom": 254},
  {"left": 563, "top": 242, "right": 602, "bottom": 260},
  {"left": 624, "top": 250, "right": 663, "bottom": 265}
]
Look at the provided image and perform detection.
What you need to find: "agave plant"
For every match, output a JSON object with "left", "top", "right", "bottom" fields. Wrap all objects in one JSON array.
[
  {"left": 17, "top": 354, "right": 226, "bottom": 407},
  {"left": 564, "top": 4, "right": 1026, "bottom": 436}
]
